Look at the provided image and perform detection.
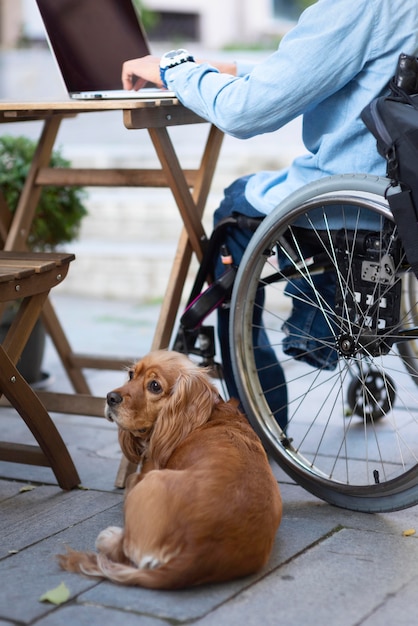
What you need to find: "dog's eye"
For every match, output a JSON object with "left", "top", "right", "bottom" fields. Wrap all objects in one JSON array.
[
  {"left": 147, "top": 380, "right": 162, "bottom": 394},
  {"left": 128, "top": 369, "right": 134, "bottom": 381}
]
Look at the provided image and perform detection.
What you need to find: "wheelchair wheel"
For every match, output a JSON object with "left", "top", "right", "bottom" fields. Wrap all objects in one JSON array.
[{"left": 230, "top": 174, "right": 418, "bottom": 512}]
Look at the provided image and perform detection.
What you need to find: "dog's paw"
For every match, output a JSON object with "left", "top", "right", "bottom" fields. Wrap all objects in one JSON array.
[{"left": 96, "top": 526, "right": 123, "bottom": 552}]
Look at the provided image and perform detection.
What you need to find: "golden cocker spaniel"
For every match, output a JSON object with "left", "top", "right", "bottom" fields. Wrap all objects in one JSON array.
[{"left": 58, "top": 350, "right": 282, "bottom": 589}]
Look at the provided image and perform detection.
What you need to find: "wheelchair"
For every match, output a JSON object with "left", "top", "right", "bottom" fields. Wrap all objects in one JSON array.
[{"left": 174, "top": 173, "right": 418, "bottom": 513}]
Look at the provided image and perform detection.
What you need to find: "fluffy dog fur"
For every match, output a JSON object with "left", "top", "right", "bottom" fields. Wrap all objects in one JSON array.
[{"left": 58, "top": 350, "right": 282, "bottom": 589}]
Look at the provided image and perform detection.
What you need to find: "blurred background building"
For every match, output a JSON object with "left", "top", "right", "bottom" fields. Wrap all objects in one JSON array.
[{"left": 0, "top": 0, "right": 312, "bottom": 50}]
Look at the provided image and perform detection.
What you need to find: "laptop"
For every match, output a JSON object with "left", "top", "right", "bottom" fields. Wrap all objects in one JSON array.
[{"left": 35, "top": 0, "right": 176, "bottom": 100}]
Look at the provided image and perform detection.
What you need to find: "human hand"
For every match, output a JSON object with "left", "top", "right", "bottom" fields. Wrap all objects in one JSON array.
[
  {"left": 121, "top": 55, "right": 163, "bottom": 90},
  {"left": 121, "top": 55, "right": 236, "bottom": 91}
]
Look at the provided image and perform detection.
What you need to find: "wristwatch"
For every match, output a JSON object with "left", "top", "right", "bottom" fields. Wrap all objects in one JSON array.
[{"left": 159, "top": 49, "right": 195, "bottom": 88}]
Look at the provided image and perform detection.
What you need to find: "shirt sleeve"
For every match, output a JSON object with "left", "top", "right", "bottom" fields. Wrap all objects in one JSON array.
[
  {"left": 164, "top": 0, "right": 377, "bottom": 138},
  {"left": 235, "top": 60, "right": 256, "bottom": 77}
]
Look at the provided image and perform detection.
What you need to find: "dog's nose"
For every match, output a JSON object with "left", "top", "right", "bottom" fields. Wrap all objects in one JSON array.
[{"left": 107, "top": 391, "right": 123, "bottom": 406}]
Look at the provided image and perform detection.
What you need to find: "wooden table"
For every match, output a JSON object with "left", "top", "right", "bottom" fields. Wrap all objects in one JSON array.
[{"left": 0, "top": 97, "right": 224, "bottom": 486}]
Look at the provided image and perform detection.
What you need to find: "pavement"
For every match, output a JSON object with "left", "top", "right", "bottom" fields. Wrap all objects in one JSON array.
[
  {"left": 0, "top": 49, "right": 418, "bottom": 626},
  {"left": 1, "top": 292, "right": 418, "bottom": 626}
]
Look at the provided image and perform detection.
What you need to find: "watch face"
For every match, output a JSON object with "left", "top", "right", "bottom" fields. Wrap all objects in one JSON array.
[{"left": 160, "top": 49, "right": 190, "bottom": 70}]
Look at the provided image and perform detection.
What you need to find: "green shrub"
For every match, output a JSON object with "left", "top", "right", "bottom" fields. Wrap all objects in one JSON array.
[{"left": 0, "top": 135, "right": 87, "bottom": 250}]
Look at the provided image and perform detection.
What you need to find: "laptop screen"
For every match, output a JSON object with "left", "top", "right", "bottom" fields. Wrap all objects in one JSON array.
[{"left": 36, "top": 0, "right": 150, "bottom": 93}]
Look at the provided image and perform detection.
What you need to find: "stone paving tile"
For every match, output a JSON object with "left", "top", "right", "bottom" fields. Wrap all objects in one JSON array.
[
  {"left": 1, "top": 483, "right": 122, "bottom": 559},
  {"left": 361, "top": 575, "right": 418, "bottom": 626},
  {"left": 0, "top": 480, "right": 23, "bottom": 502},
  {"left": 37, "top": 604, "right": 168, "bottom": 626},
  {"left": 0, "top": 506, "right": 123, "bottom": 624},
  {"left": 278, "top": 482, "right": 418, "bottom": 534},
  {"left": 191, "top": 527, "right": 418, "bottom": 626}
]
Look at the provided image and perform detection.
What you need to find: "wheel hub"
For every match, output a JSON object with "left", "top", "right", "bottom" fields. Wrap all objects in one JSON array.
[{"left": 337, "top": 333, "right": 357, "bottom": 357}]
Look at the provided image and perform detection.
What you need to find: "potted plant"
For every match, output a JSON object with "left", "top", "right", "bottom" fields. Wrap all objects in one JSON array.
[{"left": 0, "top": 135, "right": 88, "bottom": 384}]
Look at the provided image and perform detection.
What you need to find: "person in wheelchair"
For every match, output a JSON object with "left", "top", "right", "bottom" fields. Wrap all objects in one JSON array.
[{"left": 122, "top": 0, "right": 418, "bottom": 430}]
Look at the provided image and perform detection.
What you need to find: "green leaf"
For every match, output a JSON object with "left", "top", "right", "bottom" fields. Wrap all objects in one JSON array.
[
  {"left": 19, "top": 485, "right": 36, "bottom": 493},
  {"left": 39, "top": 582, "right": 70, "bottom": 605}
]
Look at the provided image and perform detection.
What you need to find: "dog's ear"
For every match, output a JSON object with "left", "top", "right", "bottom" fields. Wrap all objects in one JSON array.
[
  {"left": 118, "top": 429, "right": 146, "bottom": 464},
  {"left": 148, "top": 367, "right": 218, "bottom": 468}
]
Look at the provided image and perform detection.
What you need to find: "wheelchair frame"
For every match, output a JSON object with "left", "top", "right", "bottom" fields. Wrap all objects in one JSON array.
[{"left": 174, "top": 174, "right": 418, "bottom": 513}]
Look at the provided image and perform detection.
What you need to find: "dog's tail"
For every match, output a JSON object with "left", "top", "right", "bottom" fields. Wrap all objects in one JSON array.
[
  {"left": 57, "top": 549, "right": 102, "bottom": 578},
  {"left": 57, "top": 548, "right": 188, "bottom": 589}
]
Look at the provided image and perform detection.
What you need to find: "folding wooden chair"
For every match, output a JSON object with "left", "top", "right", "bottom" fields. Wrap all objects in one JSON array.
[{"left": 0, "top": 251, "right": 80, "bottom": 489}]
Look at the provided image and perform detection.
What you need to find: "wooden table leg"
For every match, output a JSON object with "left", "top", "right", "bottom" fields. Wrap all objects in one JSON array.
[
  {"left": 115, "top": 126, "right": 224, "bottom": 488},
  {"left": 148, "top": 124, "right": 224, "bottom": 350},
  {"left": 148, "top": 126, "right": 207, "bottom": 261}
]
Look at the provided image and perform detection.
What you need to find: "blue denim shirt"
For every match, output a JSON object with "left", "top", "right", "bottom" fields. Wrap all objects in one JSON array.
[{"left": 164, "top": 0, "right": 418, "bottom": 215}]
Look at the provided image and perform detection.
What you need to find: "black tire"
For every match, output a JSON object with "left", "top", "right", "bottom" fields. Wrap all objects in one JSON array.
[
  {"left": 346, "top": 370, "right": 396, "bottom": 421},
  {"left": 230, "top": 174, "right": 418, "bottom": 512}
]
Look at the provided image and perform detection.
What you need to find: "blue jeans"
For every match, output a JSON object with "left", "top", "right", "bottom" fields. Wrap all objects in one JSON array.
[
  {"left": 214, "top": 177, "right": 288, "bottom": 430},
  {"left": 282, "top": 272, "right": 338, "bottom": 370}
]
